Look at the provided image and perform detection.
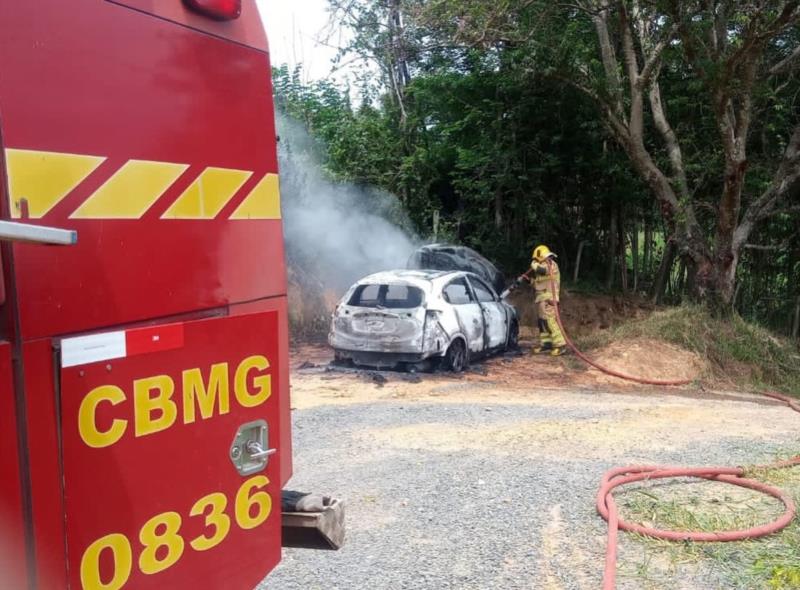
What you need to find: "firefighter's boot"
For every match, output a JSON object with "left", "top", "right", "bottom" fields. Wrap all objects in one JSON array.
[
  {"left": 550, "top": 346, "right": 566, "bottom": 357},
  {"left": 533, "top": 318, "right": 552, "bottom": 354}
]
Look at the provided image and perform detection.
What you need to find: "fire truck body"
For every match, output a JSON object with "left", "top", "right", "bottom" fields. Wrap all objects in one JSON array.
[{"left": 0, "top": 2, "right": 293, "bottom": 588}]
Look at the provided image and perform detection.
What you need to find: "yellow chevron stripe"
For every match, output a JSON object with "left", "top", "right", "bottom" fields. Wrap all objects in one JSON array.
[
  {"left": 5, "top": 149, "right": 106, "bottom": 218},
  {"left": 71, "top": 160, "right": 188, "bottom": 219},
  {"left": 162, "top": 167, "right": 252, "bottom": 219},
  {"left": 229, "top": 173, "right": 281, "bottom": 220}
]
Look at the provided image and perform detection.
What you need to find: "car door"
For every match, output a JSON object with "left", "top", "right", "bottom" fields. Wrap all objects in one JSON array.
[
  {"left": 468, "top": 276, "right": 509, "bottom": 348},
  {"left": 442, "top": 277, "right": 484, "bottom": 353}
]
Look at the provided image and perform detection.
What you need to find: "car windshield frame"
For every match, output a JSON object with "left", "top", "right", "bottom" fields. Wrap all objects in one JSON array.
[
  {"left": 347, "top": 283, "right": 426, "bottom": 309},
  {"left": 468, "top": 276, "right": 497, "bottom": 303}
]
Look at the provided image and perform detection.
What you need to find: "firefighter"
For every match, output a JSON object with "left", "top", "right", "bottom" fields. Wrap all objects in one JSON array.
[{"left": 530, "top": 244, "right": 566, "bottom": 356}]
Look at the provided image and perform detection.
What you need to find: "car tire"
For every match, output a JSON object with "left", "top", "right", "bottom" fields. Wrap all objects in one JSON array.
[
  {"left": 507, "top": 321, "right": 520, "bottom": 349},
  {"left": 333, "top": 351, "right": 354, "bottom": 367},
  {"left": 405, "top": 361, "right": 430, "bottom": 374},
  {"left": 444, "top": 339, "right": 468, "bottom": 372}
]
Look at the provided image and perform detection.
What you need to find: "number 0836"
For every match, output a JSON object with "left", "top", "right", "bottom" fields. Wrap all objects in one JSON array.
[{"left": 80, "top": 475, "right": 272, "bottom": 590}]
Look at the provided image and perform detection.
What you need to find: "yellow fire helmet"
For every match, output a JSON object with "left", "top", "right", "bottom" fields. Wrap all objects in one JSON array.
[{"left": 532, "top": 244, "right": 557, "bottom": 262}]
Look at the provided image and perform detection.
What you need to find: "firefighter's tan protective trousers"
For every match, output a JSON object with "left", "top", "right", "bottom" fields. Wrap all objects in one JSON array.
[
  {"left": 537, "top": 300, "right": 565, "bottom": 348},
  {"left": 532, "top": 259, "right": 565, "bottom": 348}
]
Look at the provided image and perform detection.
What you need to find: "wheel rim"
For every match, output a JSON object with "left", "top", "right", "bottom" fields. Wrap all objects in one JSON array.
[{"left": 450, "top": 342, "right": 465, "bottom": 371}]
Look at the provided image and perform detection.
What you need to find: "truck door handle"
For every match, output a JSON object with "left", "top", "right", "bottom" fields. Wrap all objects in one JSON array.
[
  {"left": 246, "top": 441, "right": 277, "bottom": 459},
  {"left": 230, "top": 419, "right": 274, "bottom": 475}
]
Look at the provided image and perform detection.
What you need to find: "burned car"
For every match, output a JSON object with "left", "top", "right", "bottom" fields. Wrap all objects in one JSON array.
[{"left": 329, "top": 270, "right": 519, "bottom": 371}]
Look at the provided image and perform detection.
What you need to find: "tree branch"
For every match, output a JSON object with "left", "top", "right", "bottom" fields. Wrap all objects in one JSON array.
[
  {"left": 618, "top": 1, "right": 644, "bottom": 139},
  {"left": 639, "top": 23, "right": 679, "bottom": 86},
  {"left": 744, "top": 240, "right": 795, "bottom": 251},
  {"left": 757, "top": 205, "right": 800, "bottom": 219},
  {"left": 648, "top": 76, "right": 691, "bottom": 201},
  {"left": 770, "top": 44, "right": 800, "bottom": 75},
  {"left": 591, "top": 1, "right": 626, "bottom": 122},
  {"left": 733, "top": 123, "right": 800, "bottom": 250}
]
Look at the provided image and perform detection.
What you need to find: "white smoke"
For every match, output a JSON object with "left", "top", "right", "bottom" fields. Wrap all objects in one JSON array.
[{"left": 277, "top": 113, "right": 418, "bottom": 291}]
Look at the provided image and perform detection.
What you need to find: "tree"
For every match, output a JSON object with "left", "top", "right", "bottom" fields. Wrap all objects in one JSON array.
[
  {"left": 417, "top": 0, "right": 800, "bottom": 309},
  {"left": 324, "top": 0, "right": 417, "bottom": 121}
]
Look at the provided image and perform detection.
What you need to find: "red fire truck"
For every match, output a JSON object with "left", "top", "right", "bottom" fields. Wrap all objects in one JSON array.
[{"left": 0, "top": 2, "right": 340, "bottom": 589}]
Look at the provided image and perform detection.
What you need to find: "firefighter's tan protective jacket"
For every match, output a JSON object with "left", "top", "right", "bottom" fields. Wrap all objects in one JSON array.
[{"left": 531, "top": 259, "right": 560, "bottom": 303}]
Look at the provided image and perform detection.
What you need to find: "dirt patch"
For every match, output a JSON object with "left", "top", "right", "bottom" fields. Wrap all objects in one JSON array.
[
  {"left": 470, "top": 338, "right": 706, "bottom": 392},
  {"left": 291, "top": 343, "right": 335, "bottom": 369},
  {"left": 587, "top": 338, "right": 706, "bottom": 385},
  {"left": 509, "top": 289, "right": 655, "bottom": 339},
  {"left": 290, "top": 337, "right": 707, "bottom": 407}
]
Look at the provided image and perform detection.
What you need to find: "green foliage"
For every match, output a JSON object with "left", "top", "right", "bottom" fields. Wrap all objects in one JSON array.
[{"left": 270, "top": 0, "right": 800, "bottom": 337}]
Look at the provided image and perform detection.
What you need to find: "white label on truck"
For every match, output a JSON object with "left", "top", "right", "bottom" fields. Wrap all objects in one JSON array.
[{"left": 61, "top": 331, "right": 127, "bottom": 367}]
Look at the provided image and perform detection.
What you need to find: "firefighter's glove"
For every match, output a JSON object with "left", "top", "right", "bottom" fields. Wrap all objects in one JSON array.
[
  {"left": 532, "top": 263, "right": 548, "bottom": 276},
  {"left": 282, "top": 490, "right": 334, "bottom": 513}
]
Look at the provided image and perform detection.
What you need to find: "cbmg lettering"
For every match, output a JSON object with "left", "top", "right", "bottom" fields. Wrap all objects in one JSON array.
[{"left": 78, "top": 355, "right": 271, "bottom": 448}]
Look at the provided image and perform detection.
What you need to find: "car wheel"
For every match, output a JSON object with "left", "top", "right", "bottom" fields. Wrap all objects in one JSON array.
[
  {"left": 444, "top": 339, "right": 468, "bottom": 372},
  {"left": 333, "top": 351, "right": 354, "bottom": 367},
  {"left": 507, "top": 321, "right": 520, "bottom": 349},
  {"left": 405, "top": 361, "right": 430, "bottom": 374}
]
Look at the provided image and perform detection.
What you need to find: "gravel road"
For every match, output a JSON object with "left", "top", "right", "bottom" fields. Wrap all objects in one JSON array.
[{"left": 259, "top": 368, "right": 799, "bottom": 590}]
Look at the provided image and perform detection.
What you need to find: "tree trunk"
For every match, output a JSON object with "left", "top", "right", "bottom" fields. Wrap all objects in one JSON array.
[
  {"left": 494, "top": 188, "right": 503, "bottom": 230},
  {"left": 792, "top": 296, "right": 800, "bottom": 340},
  {"left": 645, "top": 222, "right": 652, "bottom": 271},
  {"left": 651, "top": 240, "right": 675, "bottom": 304},
  {"left": 675, "top": 258, "right": 686, "bottom": 299},
  {"left": 606, "top": 205, "right": 617, "bottom": 290},
  {"left": 619, "top": 205, "right": 628, "bottom": 293},
  {"left": 573, "top": 240, "right": 587, "bottom": 283},
  {"left": 689, "top": 247, "right": 737, "bottom": 313},
  {"left": 386, "top": 0, "right": 408, "bottom": 122},
  {"left": 685, "top": 258, "right": 697, "bottom": 300},
  {"left": 733, "top": 281, "right": 742, "bottom": 312},
  {"left": 631, "top": 217, "right": 639, "bottom": 292}
]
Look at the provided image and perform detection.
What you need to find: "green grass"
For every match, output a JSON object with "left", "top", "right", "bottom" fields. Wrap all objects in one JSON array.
[
  {"left": 618, "top": 456, "right": 800, "bottom": 589},
  {"left": 576, "top": 304, "right": 800, "bottom": 395}
]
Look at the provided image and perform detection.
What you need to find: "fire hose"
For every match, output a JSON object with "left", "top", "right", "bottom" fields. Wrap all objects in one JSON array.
[{"left": 507, "top": 266, "right": 800, "bottom": 589}]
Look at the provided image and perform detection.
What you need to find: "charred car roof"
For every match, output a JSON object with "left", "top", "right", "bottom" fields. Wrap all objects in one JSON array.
[{"left": 406, "top": 244, "right": 505, "bottom": 293}]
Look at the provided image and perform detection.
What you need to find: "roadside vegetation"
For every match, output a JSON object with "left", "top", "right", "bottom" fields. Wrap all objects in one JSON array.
[{"left": 619, "top": 456, "right": 800, "bottom": 589}]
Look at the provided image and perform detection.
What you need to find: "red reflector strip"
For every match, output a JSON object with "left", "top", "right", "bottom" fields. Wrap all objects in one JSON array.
[
  {"left": 183, "top": 0, "right": 242, "bottom": 20},
  {"left": 125, "top": 323, "right": 184, "bottom": 357}
]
